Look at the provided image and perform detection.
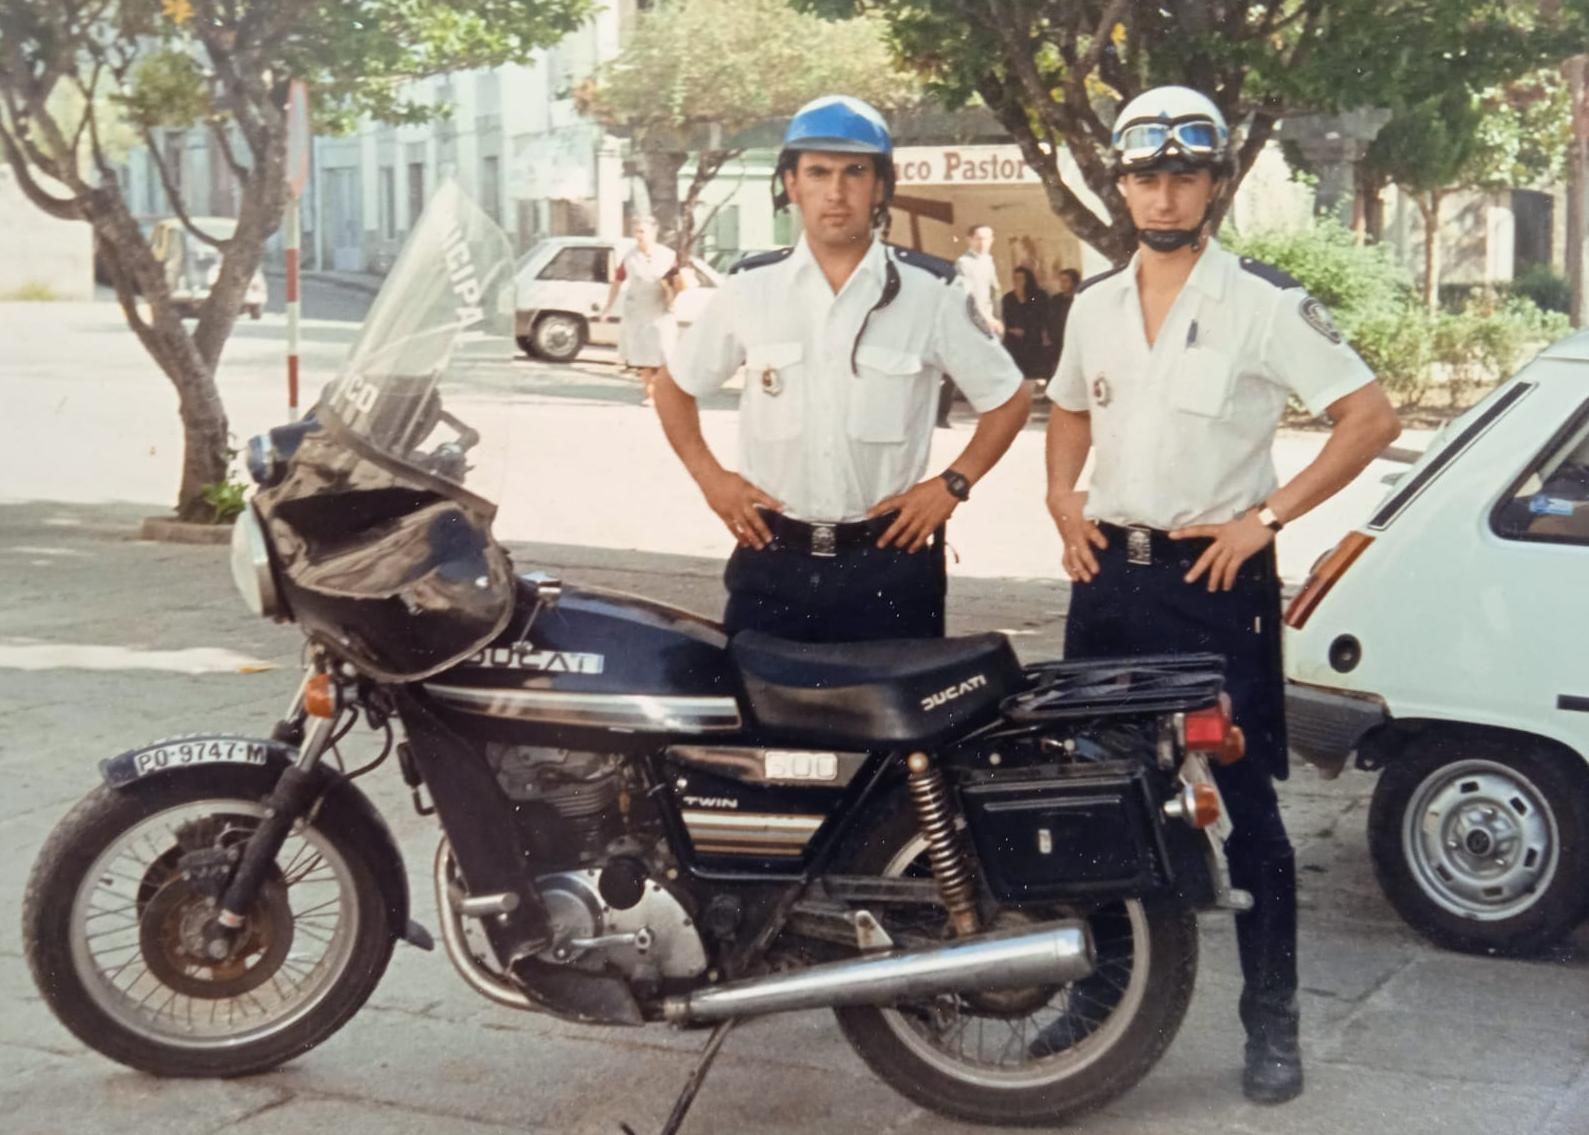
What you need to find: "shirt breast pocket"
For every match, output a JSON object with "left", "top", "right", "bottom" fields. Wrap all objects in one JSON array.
[
  {"left": 1171, "top": 348, "right": 1237, "bottom": 419},
  {"left": 848, "top": 345, "right": 924, "bottom": 444},
  {"left": 743, "top": 341, "right": 804, "bottom": 441}
]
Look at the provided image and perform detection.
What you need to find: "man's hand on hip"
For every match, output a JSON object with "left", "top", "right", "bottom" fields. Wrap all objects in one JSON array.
[
  {"left": 1048, "top": 490, "right": 1106, "bottom": 582},
  {"left": 1170, "top": 511, "right": 1274, "bottom": 592},
  {"left": 699, "top": 469, "right": 782, "bottom": 549},
  {"left": 871, "top": 480, "right": 958, "bottom": 552}
]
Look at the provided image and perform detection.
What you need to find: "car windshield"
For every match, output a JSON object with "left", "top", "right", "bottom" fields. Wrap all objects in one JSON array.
[{"left": 319, "top": 181, "right": 516, "bottom": 498}]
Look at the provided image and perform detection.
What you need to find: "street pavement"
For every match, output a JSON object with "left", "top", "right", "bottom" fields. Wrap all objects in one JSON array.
[{"left": 2, "top": 298, "right": 1586, "bottom": 1135}]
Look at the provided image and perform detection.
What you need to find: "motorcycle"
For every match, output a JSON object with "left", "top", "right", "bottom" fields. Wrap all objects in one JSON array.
[{"left": 21, "top": 184, "right": 1251, "bottom": 1132}]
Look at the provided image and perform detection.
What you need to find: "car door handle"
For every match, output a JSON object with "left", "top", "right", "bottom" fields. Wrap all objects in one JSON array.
[{"left": 1559, "top": 695, "right": 1589, "bottom": 713}]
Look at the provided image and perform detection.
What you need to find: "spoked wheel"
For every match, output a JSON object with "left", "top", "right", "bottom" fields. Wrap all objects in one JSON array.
[
  {"left": 834, "top": 800, "right": 1198, "bottom": 1126},
  {"left": 23, "top": 768, "right": 395, "bottom": 1076}
]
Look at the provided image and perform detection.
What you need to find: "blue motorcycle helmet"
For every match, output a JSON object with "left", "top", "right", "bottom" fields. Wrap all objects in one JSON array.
[{"left": 772, "top": 95, "right": 896, "bottom": 228}]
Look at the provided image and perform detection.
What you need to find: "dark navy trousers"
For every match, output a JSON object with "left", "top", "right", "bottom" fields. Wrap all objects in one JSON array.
[
  {"left": 1063, "top": 528, "right": 1298, "bottom": 1020},
  {"left": 722, "top": 532, "right": 946, "bottom": 643}
]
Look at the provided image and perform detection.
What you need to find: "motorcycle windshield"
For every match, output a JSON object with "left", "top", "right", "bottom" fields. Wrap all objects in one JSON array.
[{"left": 320, "top": 180, "right": 516, "bottom": 494}]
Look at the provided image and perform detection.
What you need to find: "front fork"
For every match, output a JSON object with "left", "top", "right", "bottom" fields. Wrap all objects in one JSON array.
[{"left": 216, "top": 669, "right": 334, "bottom": 928}]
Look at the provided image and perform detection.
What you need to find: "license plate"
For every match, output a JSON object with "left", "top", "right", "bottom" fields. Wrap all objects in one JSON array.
[{"left": 101, "top": 737, "right": 280, "bottom": 788}]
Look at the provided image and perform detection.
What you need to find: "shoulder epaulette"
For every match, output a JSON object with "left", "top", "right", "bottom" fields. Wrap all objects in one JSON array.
[
  {"left": 1076, "top": 262, "right": 1128, "bottom": 294},
  {"left": 728, "top": 247, "right": 794, "bottom": 275},
  {"left": 887, "top": 244, "right": 956, "bottom": 283},
  {"left": 1238, "top": 256, "right": 1303, "bottom": 291}
]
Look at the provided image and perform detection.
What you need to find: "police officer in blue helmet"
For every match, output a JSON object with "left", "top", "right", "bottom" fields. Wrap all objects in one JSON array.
[{"left": 655, "top": 95, "right": 1030, "bottom": 642}]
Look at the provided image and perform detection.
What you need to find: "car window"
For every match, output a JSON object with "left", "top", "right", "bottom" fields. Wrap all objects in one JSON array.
[
  {"left": 1492, "top": 401, "right": 1589, "bottom": 546},
  {"left": 538, "top": 247, "right": 609, "bottom": 283}
]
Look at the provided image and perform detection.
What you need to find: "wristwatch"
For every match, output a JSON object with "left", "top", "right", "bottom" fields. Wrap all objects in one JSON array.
[
  {"left": 940, "top": 469, "right": 972, "bottom": 502},
  {"left": 1256, "top": 504, "right": 1284, "bottom": 532}
]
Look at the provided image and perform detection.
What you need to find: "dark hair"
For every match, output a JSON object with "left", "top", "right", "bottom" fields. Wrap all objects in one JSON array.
[
  {"left": 967, "top": 223, "right": 993, "bottom": 237},
  {"left": 772, "top": 149, "right": 896, "bottom": 230},
  {"left": 1012, "top": 265, "right": 1036, "bottom": 294}
]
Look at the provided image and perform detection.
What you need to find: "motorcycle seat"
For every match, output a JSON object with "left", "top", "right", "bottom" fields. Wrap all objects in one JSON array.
[{"left": 731, "top": 630, "right": 1024, "bottom": 746}]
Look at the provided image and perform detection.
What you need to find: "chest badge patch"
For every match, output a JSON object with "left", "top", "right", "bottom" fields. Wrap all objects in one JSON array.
[
  {"left": 1299, "top": 296, "right": 1343, "bottom": 345},
  {"left": 1091, "top": 374, "right": 1112, "bottom": 407},
  {"left": 760, "top": 367, "right": 784, "bottom": 397}
]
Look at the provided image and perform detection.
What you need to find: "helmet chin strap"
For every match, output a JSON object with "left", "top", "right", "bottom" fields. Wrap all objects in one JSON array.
[{"left": 1138, "top": 227, "right": 1203, "bottom": 253}]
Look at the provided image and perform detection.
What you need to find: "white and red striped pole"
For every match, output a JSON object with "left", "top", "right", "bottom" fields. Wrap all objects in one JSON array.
[{"left": 285, "top": 199, "right": 301, "bottom": 420}]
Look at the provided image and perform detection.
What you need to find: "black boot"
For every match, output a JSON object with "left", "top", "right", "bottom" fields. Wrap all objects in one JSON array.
[{"left": 1233, "top": 851, "right": 1304, "bottom": 1104}]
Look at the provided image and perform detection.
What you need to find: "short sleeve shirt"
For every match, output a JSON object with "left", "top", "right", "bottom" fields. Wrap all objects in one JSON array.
[
  {"left": 669, "top": 236, "right": 1024, "bottom": 523},
  {"left": 1047, "top": 238, "right": 1374, "bottom": 530},
  {"left": 954, "top": 251, "right": 1000, "bottom": 320}
]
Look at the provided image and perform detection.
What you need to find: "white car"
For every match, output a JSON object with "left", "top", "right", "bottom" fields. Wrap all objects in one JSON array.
[
  {"left": 1285, "top": 338, "right": 1589, "bottom": 955},
  {"left": 148, "top": 217, "right": 268, "bottom": 320},
  {"left": 512, "top": 236, "right": 723, "bottom": 362}
]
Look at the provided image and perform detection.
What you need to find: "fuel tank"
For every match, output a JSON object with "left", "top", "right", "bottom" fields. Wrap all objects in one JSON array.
[{"left": 419, "top": 575, "right": 745, "bottom": 745}]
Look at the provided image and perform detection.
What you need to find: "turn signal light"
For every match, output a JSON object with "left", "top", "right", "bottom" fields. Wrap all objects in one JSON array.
[
  {"left": 1188, "top": 783, "right": 1221, "bottom": 829},
  {"left": 303, "top": 673, "right": 338, "bottom": 718},
  {"left": 1285, "top": 531, "right": 1374, "bottom": 630}
]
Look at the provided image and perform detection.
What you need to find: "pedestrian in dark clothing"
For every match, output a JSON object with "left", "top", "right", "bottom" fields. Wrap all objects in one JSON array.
[
  {"left": 1044, "top": 267, "right": 1081, "bottom": 380},
  {"left": 1000, "top": 266, "right": 1051, "bottom": 379}
]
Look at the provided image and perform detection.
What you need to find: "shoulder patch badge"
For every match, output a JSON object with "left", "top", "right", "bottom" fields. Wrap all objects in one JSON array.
[
  {"left": 966, "top": 294, "right": 995, "bottom": 339},
  {"left": 1299, "top": 295, "right": 1343, "bottom": 345}
]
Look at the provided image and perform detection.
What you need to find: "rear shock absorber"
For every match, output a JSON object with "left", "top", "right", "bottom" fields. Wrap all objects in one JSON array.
[{"left": 905, "top": 752, "right": 980, "bottom": 937}]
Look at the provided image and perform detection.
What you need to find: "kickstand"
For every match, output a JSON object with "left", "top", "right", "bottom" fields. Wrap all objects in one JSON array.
[{"left": 620, "top": 1018, "right": 740, "bottom": 1135}]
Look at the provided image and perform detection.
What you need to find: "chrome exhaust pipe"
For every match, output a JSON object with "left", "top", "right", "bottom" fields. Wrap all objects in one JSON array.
[{"left": 664, "top": 921, "right": 1093, "bottom": 1024}]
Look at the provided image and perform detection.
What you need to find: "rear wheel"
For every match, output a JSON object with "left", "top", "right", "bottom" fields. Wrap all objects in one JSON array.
[
  {"left": 1370, "top": 733, "right": 1589, "bottom": 955},
  {"left": 22, "top": 768, "right": 395, "bottom": 1076},
  {"left": 832, "top": 795, "right": 1198, "bottom": 1126}
]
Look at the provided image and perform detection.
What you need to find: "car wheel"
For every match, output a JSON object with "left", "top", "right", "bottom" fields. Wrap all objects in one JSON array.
[
  {"left": 531, "top": 313, "right": 586, "bottom": 362},
  {"left": 1369, "top": 733, "right": 1589, "bottom": 955},
  {"left": 515, "top": 336, "right": 536, "bottom": 357}
]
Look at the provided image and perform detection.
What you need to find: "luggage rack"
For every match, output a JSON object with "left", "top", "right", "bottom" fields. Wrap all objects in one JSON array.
[{"left": 1003, "top": 653, "right": 1226, "bottom": 723}]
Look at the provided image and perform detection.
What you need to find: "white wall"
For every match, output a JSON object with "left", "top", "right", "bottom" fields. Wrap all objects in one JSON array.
[{"left": 0, "top": 168, "right": 93, "bottom": 300}]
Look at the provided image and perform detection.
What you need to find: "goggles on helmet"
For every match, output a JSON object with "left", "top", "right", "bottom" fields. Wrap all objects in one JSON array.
[{"left": 1114, "top": 115, "right": 1224, "bottom": 170}]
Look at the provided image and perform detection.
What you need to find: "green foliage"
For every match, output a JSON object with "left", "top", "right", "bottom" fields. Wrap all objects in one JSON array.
[
  {"left": 118, "top": 49, "right": 211, "bottom": 130},
  {"left": 1510, "top": 264, "right": 1572, "bottom": 315},
  {"left": 200, "top": 478, "right": 247, "bottom": 524},
  {"left": 1224, "top": 220, "right": 1566, "bottom": 408},
  {"left": 583, "top": 0, "right": 917, "bottom": 135}
]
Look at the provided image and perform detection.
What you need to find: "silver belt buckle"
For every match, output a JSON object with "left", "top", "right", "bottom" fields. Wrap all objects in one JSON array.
[
  {"left": 811, "top": 523, "right": 838, "bottom": 558},
  {"left": 1125, "top": 526, "right": 1153, "bottom": 566}
]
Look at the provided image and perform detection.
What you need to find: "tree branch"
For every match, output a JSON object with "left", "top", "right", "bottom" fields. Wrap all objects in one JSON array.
[
  {"left": 0, "top": 124, "right": 85, "bottom": 220},
  {"left": 208, "top": 117, "right": 250, "bottom": 185},
  {"left": 142, "top": 128, "right": 227, "bottom": 249}
]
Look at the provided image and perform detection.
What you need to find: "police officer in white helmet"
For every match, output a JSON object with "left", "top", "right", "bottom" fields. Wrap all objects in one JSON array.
[
  {"left": 655, "top": 96, "right": 1030, "bottom": 641},
  {"left": 1037, "top": 85, "right": 1401, "bottom": 1103}
]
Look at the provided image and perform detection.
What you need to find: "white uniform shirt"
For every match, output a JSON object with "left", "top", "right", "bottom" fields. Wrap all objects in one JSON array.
[
  {"left": 1047, "top": 238, "right": 1374, "bottom": 531},
  {"left": 670, "top": 236, "right": 1024, "bottom": 523}
]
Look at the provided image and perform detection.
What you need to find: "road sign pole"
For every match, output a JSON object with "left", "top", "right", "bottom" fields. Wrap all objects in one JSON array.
[
  {"left": 285, "top": 79, "right": 311, "bottom": 422},
  {"left": 286, "top": 201, "right": 301, "bottom": 421}
]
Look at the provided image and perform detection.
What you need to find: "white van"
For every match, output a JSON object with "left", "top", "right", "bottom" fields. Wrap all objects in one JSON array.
[{"left": 149, "top": 217, "right": 268, "bottom": 320}]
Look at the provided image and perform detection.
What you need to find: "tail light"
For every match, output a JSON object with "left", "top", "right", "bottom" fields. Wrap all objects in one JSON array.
[
  {"left": 1182, "top": 694, "right": 1245, "bottom": 765},
  {"left": 1285, "top": 531, "right": 1374, "bottom": 630}
]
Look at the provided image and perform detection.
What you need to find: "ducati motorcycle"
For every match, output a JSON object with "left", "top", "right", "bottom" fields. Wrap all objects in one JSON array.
[{"left": 22, "top": 184, "right": 1251, "bottom": 1132}]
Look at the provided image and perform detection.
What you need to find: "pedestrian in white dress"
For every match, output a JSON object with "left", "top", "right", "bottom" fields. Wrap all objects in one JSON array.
[{"left": 601, "top": 216, "right": 679, "bottom": 405}]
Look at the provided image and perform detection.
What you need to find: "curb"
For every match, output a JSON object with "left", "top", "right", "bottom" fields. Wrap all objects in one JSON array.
[
  {"left": 140, "top": 516, "right": 233, "bottom": 545},
  {"left": 264, "top": 267, "right": 383, "bottom": 298}
]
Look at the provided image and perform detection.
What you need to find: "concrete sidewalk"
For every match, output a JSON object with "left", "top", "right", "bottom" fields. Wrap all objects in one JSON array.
[{"left": 1, "top": 499, "right": 1586, "bottom": 1135}]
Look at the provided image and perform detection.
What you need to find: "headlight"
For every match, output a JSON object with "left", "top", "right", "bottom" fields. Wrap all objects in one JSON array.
[{"left": 229, "top": 506, "right": 281, "bottom": 619}]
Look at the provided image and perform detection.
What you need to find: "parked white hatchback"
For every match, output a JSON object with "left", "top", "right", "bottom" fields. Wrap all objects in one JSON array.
[
  {"left": 512, "top": 236, "right": 722, "bottom": 362},
  {"left": 1285, "top": 335, "right": 1589, "bottom": 955}
]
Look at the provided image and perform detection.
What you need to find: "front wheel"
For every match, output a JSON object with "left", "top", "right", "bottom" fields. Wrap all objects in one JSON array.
[
  {"left": 832, "top": 795, "right": 1198, "bottom": 1126},
  {"left": 531, "top": 312, "right": 586, "bottom": 362},
  {"left": 1369, "top": 734, "right": 1589, "bottom": 955},
  {"left": 22, "top": 767, "right": 396, "bottom": 1077}
]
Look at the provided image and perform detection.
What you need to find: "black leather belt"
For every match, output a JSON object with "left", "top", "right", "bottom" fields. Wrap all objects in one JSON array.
[
  {"left": 761, "top": 510, "right": 898, "bottom": 557},
  {"left": 1095, "top": 521, "right": 1193, "bottom": 567}
]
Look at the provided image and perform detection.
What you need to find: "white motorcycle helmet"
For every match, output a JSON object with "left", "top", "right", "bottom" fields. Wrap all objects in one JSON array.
[{"left": 1111, "top": 86, "right": 1231, "bottom": 252}]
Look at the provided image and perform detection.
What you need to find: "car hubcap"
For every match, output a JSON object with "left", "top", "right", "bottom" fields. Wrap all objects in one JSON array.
[
  {"left": 539, "top": 318, "right": 577, "bottom": 354},
  {"left": 1403, "top": 759, "right": 1558, "bottom": 921}
]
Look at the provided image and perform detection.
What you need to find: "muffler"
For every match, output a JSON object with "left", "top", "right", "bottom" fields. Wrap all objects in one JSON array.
[{"left": 663, "top": 921, "right": 1093, "bottom": 1024}]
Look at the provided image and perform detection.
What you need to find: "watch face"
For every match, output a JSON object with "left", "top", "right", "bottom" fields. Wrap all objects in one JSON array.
[{"left": 942, "top": 471, "right": 970, "bottom": 500}]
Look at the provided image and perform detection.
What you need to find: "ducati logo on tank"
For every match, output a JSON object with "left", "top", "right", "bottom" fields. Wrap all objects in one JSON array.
[{"left": 462, "top": 645, "right": 606, "bottom": 673}]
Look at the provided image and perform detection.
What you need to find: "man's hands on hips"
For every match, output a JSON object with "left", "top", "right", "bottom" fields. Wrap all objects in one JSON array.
[
  {"left": 699, "top": 467, "right": 782, "bottom": 548},
  {"left": 1170, "top": 511, "right": 1274, "bottom": 592},
  {"left": 871, "top": 478, "right": 959, "bottom": 552},
  {"left": 1048, "top": 489, "right": 1107, "bottom": 582}
]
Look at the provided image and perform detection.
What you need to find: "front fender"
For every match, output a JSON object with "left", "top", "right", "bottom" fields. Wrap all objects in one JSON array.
[{"left": 97, "top": 733, "right": 430, "bottom": 951}]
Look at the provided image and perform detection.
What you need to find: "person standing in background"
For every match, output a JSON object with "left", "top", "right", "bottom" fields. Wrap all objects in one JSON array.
[
  {"left": 601, "top": 215, "right": 679, "bottom": 406},
  {"left": 954, "top": 223, "right": 1003, "bottom": 337},
  {"left": 1045, "top": 266, "right": 1081, "bottom": 380},
  {"left": 1001, "top": 266, "right": 1051, "bottom": 380}
]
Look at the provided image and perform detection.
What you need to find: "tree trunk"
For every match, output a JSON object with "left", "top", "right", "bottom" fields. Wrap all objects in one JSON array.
[
  {"left": 1416, "top": 191, "right": 1443, "bottom": 314},
  {"left": 1566, "top": 56, "right": 1589, "bottom": 327},
  {"left": 637, "top": 150, "right": 687, "bottom": 243}
]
